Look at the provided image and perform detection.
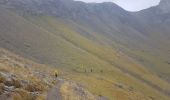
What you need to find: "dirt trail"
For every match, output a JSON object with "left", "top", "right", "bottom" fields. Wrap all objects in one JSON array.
[
  {"left": 47, "top": 79, "right": 64, "bottom": 100},
  {"left": 46, "top": 78, "right": 108, "bottom": 100}
]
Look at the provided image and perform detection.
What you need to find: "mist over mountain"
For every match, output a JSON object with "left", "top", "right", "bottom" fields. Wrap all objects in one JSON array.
[
  {"left": 0, "top": 0, "right": 170, "bottom": 100},
  {"left": 158, "top": 0, "right": 170, "bottom": 13}
]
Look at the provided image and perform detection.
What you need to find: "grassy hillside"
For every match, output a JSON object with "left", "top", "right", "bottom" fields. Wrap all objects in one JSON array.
[
  {"left": 0, "top": 48, "right": 107, "bottom": 100},
  {"left": 0, "top": 6, "right": 170, "bottom": 100},
  {"left": 0, "top": 48, "right": 56, "bottom": 100},
  {"left": 23, "top": 10, "right": 170, "bottom": 83}
]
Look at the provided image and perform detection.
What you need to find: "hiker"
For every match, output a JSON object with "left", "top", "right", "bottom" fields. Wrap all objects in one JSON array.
[{"left": 54, "top": 70, "right": 59, "bottom": 78}]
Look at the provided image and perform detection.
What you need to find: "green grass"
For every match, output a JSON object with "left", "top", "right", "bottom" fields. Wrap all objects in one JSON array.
[
  {"left": 0, "top": 8, "right": 169, "bottom": 99},
  {"left": 22, "top": 15, "right": 170, "bottom": 99}
]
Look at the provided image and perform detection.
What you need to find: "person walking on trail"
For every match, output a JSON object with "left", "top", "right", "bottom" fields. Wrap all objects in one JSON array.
[{"left": 54, "top": 70, "right": 59, "bottom": 78}]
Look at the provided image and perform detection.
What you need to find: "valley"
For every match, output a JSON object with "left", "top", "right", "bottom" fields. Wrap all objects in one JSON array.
[{"left": 0, "top": 0, "right": 169, "bottom": 100}]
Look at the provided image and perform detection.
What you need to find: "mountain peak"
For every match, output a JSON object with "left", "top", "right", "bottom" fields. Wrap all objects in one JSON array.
[
  {"left": 158, "top": 0, "right": 170, "bottom": 13},
  {"left": 0, "top": 0, "right": 126, "bottom": 18}
]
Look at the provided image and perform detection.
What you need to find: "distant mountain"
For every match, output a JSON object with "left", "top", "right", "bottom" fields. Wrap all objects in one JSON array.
[
  {"left": 158, "top": 0, "right": 170, "bottom": 13},
  {"left": 0, "top": 0, "right": 170, "bottom": 99},
  {"left": 132, "top": 0, "right": 170, "bottom": 65}
]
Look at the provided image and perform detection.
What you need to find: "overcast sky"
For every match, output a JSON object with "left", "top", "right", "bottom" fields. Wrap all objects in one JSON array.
[{"left": 75, "top": 0, "right": 161, "bottom": 11}]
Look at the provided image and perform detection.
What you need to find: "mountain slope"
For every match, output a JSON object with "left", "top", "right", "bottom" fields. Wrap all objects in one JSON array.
[
  {"left": 0, "top": 48, "right": 106, "bottom": 100},
  {"left": 0, "top": 0, "right": 170, "bottom": 99},
  {"left": 129, "top": 0, "right": 170, "bottom": 81}
]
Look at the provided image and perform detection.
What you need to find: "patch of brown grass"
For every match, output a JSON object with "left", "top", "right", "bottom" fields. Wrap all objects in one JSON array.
[
  {"left": 0, "top": 74, "right": 6, "bottom": 83},
  {"left": 0, "top": 83, "right": 5, "bottom": 94},
  {"left": 35, "top": 95, "right": 46, "bottom": 100},
  {"left": 12, "top": 89, "right": 34, "bottom": 100},
  {"left": 12, "top": 78, "right": 22, "bottom": 88},
  {"left": 4, "top": 78, "right": 22, "bottom": 88},
  {"left": 25, "top": 82, "right": 46, "bottom": 92}
]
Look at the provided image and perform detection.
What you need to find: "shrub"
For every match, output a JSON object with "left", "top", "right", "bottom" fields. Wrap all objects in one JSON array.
[
  {"left": 4, "top": 78, "right": 22, "bottom": 88},
  {"left": 12, "top": 78, "right": 22, "bottom": 88},
  {"left": 12, "top": 92, "right": 23, "bottom": 100},
  {"left": 35, "top": 95, "right": 46, "bottom": 100},
  {"left": 0, "top": 75, "right": 6, "bottom": 83},
  {"left": 0, "top": 83, "right": 5, "bottom": 94},
  {"left": 12, "top": 89, "right": 34, "bottom": 100},
  {"left": 25, "top": 82, "right": 45, "bottom": 92}
]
